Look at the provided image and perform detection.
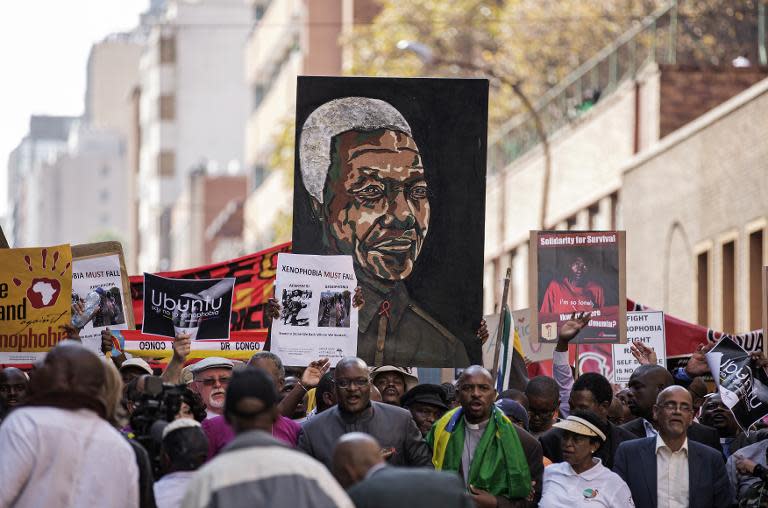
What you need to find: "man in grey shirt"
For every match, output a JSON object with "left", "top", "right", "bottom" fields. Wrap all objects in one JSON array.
[{"left": 298, "top": 357, "right": 432, "bottom": 469}]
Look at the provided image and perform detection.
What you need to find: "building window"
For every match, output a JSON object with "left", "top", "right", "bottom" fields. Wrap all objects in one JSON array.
[
  {"left": 158, "top": 151, "right": 175, "bottom": 177},
  {"left": 250, "top": 164, "right": 265, "bottom": 191},
  {"left": 696, "top": 250, "right": 710, "bottom": 326},
  {"left": 566, "top": 215, "right": 577, "bottom": 230},
  {"left": 253, "top": 4, "right": 266, "bottom": 22},
  {"left": 101, "top": 165, "right": 110, "bottom": 176},
  {"left": 722, "top": 241, "right": 736, "bottom": 333},
  {"left": 160, "top": 35, "right": 176, "bottom": 64},
  {"left": 507, "top": 248, "right": 517, "bottom": 309},
  {"left": 252, "top": 84, "right": 265, "bottom": 111},
  {"left": 99, "top": 189, "right": 109, "bottom": 200},
  {"left": 159, "top": 94, "right": 175, "bottom": 121},
  {"left": 609, "top": 192, "right": 619, "bottom": 230},
  {"left": 587, "top": 204, "right": 599, "bottom": 230},
  {"left": 749, "top": 229, "right": 764, "bottom": 330}
]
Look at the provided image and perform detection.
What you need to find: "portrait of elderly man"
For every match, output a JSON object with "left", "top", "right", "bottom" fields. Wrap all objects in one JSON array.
[{"left": 296, "top": 92, "right": 486, "bottom": 368}]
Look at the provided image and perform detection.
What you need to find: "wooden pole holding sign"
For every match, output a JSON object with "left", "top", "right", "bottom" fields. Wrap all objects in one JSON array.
[{"left": 491, "top": 268, "right": 512, "bottom": 383}]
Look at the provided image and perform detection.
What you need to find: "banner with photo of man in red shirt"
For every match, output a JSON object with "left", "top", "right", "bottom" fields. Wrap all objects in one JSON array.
[{"left": 530, "top": 230, "right": 626, "bottom": 344}]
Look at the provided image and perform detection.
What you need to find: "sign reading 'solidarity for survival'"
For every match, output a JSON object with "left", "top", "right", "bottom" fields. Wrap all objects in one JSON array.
[{"left": 142, "top": 273, "right": 235, "bottom": 340}]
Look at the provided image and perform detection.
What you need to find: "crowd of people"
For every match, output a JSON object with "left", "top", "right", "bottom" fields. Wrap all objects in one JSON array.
[{"left": 1, "top": 309, "right": 768, "bottom": 508}]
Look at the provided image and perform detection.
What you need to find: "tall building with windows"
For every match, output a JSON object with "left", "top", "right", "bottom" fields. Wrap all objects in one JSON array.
[
  {"left": 242, "top": 0, "right": 379, "bottom": 251},
  {"left": 136, "top": 0, "right": 251, "bottom": 272}
]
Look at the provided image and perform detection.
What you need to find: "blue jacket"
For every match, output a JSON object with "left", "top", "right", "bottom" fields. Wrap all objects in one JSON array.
[{"left": 613, "top": 436, "right": 734, "bottom": 508}]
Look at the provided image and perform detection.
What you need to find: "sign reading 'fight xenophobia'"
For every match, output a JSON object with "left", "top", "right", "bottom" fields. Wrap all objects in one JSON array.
[
  {"left": 142, "top": 273, "right": 235, "bottom": 341},
  {"left": 530, "top": 230, "right": 627, "bottom": 344},
  {"left": 0, "top": 245, "right": 73, "bottom": 364}
]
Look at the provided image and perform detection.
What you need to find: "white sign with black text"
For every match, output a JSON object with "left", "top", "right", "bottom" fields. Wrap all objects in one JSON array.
[{"left": 612, "top": 311, "right": 666, "bottom": 385}]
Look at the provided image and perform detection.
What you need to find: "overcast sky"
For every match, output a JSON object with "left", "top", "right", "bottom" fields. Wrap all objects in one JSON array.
[{"left": 0, "top": 0, "right": 146, "bottom": 216}]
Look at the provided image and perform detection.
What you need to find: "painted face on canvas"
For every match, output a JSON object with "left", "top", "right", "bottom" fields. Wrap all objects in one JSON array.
[{"left": 318, "top": 129, "right": 430, "bottom": 281}]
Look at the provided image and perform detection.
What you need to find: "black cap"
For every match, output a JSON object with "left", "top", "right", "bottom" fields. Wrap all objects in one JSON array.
[
  {"left": 225, "top": 367, "right": 278, "bottom": 417},
  {"left": 401, "top": 383, "right": 449, "bottom": 410}
]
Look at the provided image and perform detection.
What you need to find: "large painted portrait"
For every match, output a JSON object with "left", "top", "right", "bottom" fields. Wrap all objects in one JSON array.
[{"left": 292, "top": 76, "right": 489, "bottom": 367}]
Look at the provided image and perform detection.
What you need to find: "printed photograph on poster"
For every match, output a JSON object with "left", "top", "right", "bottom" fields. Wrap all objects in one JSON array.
[
  {"left": 318, "top": 291, "right": 351, "bottom": 328},
  {"left": 612, "top": 311, "right": 666, "bottom": 385},
  {"left": 291, "top": 76, "right": 488, "bottom": 368},
  {"left": 530, "top": 230, "right": 627, "bottom": 344},
  {"left": 142, "top": 273, "right": 235, "bottom": 340},
  {"left": 0, "top": 244, "right": 73, "bottom": 364},
  {"left": 271, "top": 253, "right": 358, "bottom": 366},
  {"left": 706, "top": 336, "right": 768, "bottom": 430},
  {"left": 71, "top": 255, "right": 128, "bottom": 351},
  {"left": 280, "top": 289, "right": 313, "bottom": 326}
]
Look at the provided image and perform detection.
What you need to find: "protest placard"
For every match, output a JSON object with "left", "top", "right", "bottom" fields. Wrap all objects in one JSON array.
[
  {"left": 0, "top": 245, "right": 72, "bottom": 364},
  {"left": 70, "top": 242, "right": 133, "bottom": 357},
  {"left": 119, "top": 329, "right": 267, "bottom": 360},
  {"left": 271, "top": 253, "right": 358, "bottom": 366},
  {"left": 291, "top": 76, "right": 488, "bottom": 367},
  {"left": 511, "top": 308, "right": 555, "bottom": 363},
  {"left": 129, "top": 242, "right": 290, "bottom": 331},
  {"left": 706, "top": 336, "right": 768, "bottom": 430},
  {"left": 612, "top": 311, "right": 666, "bottom": 384},
  {"left": 142, "top": 273, "right": 235, "bottom": 340},
  {"left": 763, "top": 266, "right": 767, "bottom": 355},
  {"left": 530, "top": 230, "right": 627, "bottom": 344}
]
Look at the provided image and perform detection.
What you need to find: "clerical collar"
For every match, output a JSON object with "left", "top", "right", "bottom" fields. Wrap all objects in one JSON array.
[{"left": 465, "top": 417, "right": 490, "bottom": 430}]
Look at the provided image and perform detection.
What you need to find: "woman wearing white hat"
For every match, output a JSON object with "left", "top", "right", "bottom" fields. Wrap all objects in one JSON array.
[{"left": 540, "top": 410, "right": 635, "bottom": 507}]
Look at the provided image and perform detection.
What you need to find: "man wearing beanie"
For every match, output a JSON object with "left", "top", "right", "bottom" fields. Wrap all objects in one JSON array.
[
  {"left": 401, "top": 384, "right": 450, "bottom": 436},
  {"left": 183, "top": 367, "right": 353, "bottom": 508}
]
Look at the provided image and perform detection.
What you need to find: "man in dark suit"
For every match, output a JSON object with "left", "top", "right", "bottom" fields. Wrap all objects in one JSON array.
[
  {"left": 614, "top": 386, "right": 734, "bottom": 508},
  {"left": 621, "top": 364, "right": 721, "bottom": 451},
  {"left": 539, "top": 372, "right": 635, "bottom": 469},
  {"left": 333, "top": 433, "right": 473, "bottom": 508}
]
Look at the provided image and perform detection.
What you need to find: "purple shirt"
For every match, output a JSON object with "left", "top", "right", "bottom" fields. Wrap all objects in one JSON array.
[{"left": 202, "top": 414, "right": 301, "bottom": 459}]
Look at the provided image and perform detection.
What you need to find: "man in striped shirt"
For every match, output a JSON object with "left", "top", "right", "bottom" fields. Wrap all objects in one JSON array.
[{"left": 183, "top": 367, "right": 353, "bottom": 508}]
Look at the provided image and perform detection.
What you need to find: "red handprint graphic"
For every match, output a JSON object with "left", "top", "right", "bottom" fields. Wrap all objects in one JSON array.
[{"left": 12, "top": 248, "right": 69, "bottom": 309}]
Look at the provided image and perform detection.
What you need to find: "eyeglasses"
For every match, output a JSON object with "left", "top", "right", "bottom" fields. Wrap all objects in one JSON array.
[
  {"left": 658, "top": 401, "right": 693, "bottom": 413},
  {"left": 335, "top": 377, "right": 369, "bottom": 389},
  {"left": 196, "top": 376, "right": 231, "bottom": 387}
]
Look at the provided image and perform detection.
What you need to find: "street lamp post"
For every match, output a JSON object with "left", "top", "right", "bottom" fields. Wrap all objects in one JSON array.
[{"left": 397, "top": 40, "right": 552, "bottom": 231}]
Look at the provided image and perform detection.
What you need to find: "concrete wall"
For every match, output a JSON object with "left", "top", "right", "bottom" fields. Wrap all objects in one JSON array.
[{"left": 623, "top": 77, "right": 768, "bottom": 333}]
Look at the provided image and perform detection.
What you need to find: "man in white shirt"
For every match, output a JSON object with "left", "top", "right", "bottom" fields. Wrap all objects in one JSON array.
[
  {"left": 0, "top": 342, "right": 139, "bottom": 508},
  {"left": 614, "top": 386, "right": 733, "bottom": 508},
  {"left": 154, "top": 419, "right": 209, "bottom": 508}
]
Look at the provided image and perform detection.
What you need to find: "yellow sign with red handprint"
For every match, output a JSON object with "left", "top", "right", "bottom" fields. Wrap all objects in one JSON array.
[{"left": 0, "top": 244, "right": 72, "bottom": 364}]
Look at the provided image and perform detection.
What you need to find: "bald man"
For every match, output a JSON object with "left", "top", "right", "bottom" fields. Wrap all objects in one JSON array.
[
  {"left": 614, "top": 386, "right": 734, "bottom": 508},
  {"left": 621, "top": 364, "right": 721, "bottom": 451},
  {"left": 298, "top": 357, "right": 431, "bottom": 469},
  {"left": 333, "top": 433, "right": 472, "bottom": 508}
]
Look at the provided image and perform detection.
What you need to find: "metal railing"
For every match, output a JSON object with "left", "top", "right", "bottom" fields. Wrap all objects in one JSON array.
[{"left": 488, "top": 0, "right": 768, "bottom": 173}]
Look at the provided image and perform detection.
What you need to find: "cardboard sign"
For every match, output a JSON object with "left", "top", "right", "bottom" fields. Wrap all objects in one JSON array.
[
  {"left": 291, "top": 76, "right": 488, "bottom": 367},
  {"left": 142, "top": 274, "right": 235, "bottom": 340},
  {"left": 271, "top": 253, "right": 358, "bottom": 366},
  {"left": 0, "top": 245, "right": 73, "bottom": 364},
  {"left": 71, "top": 242, "right": 133, "bottom": 358},
  {"left": 530, "top": 230, "right": 627, "bottom": 344},
  {"left": 612, "top": 311, "right": 666, "bottom": 384},
  {"left": 511, "top": 308, "right": 555, "bottom": 363},
  {"left": 706, "top": 336, "right": 768, "bottom": 430}
]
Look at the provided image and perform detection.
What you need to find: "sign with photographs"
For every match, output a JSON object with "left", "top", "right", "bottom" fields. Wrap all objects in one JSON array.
[
  {"left": 0, "top": 244, "right": 73, "bottom": 364},
  {"left": 70, "top": 242, "right": 133, "bottom": 358},
  {"left": 271, "top": 253, "right": 358, "bottom": 366},
  {"left": 142, "top": 274, "right": 235, "bottom": 340},
  {"left": 530, "top": 230, "right": 627, "bottom": 344}
]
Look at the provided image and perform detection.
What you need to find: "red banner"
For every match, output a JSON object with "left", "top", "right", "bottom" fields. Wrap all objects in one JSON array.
[{"left": 129, "top": 242, "right": 291, "bottom": 331}]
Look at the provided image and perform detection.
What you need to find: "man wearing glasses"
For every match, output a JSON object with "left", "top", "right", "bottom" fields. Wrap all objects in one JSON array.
[
  {"left": 189, "top": 357, "right": 233, "bottom": 419},
  {"left": 614, "top": 385, "right": 734, "bottom": 508},
  {"left": 297, "top": 357, "right": 431, "bottom": 469}
]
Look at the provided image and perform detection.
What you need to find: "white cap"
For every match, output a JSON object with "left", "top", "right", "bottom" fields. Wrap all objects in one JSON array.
[
  {"left": 119, "top": 358, "right": 153, "bottom": 376},
  {"left": 162, "top": 418, "right": 202, "bottom": 440},
  {"left": 189, "top": 357, "right": 234, "bottom": 376}
]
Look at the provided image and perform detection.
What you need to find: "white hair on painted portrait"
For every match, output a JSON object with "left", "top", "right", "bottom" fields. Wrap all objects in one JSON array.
[{"left": 298, "top": 97, "right": 412, "bottom": 203}]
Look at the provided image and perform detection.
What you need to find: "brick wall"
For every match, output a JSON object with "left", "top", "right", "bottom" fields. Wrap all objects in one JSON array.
[{"left": 659, "top": 65, "right": 768, "bottom": 138}]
